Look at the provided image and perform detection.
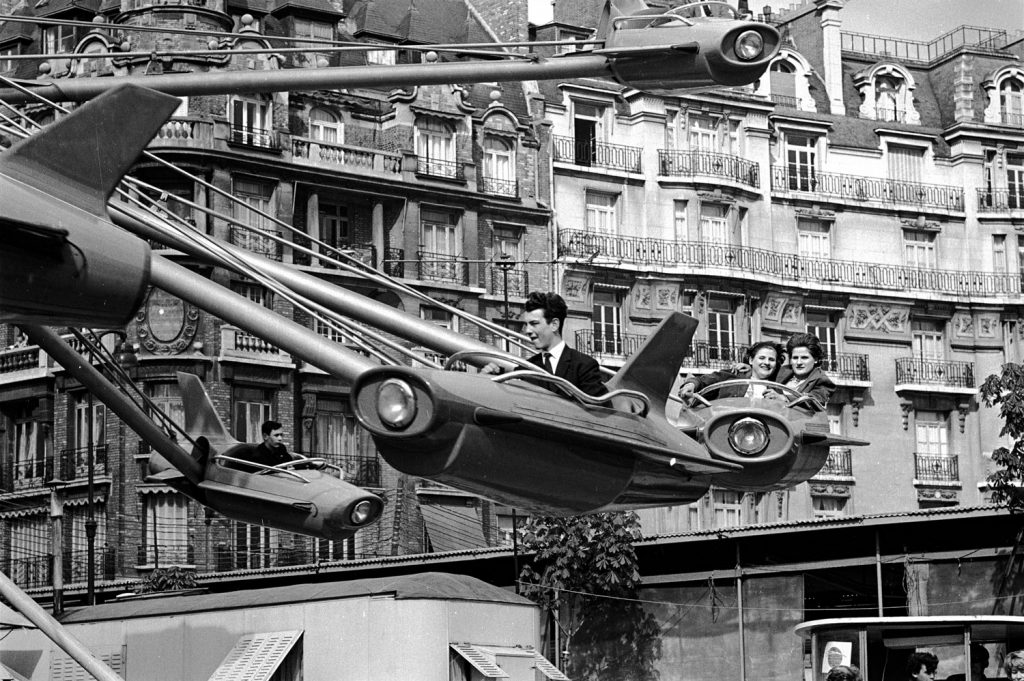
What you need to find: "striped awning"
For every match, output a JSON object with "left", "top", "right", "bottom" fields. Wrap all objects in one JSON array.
[
  {"left": 208, "top": 630, "right": 302, "bottom": 681},
  {"left": 450, "top": 643, "right": 509, "bottom": 678}
]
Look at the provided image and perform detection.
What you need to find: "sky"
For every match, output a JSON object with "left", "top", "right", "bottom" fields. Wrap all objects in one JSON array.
[{"left": 528, "top": 0, "right": 1024, "bottom": 41}]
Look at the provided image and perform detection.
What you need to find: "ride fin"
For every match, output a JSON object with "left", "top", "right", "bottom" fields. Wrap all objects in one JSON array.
[
  {"left": 801, "top": 430, "right": 870, "bottom": 447},
  {"left": 605, "top": 311, "right": 698, "bottom": 416},
  {"left": 177, "top": 372, "right": 238, "bottom": 448},
  {"left": 0, "top": 84, "right": 180, "bottom": 217}
]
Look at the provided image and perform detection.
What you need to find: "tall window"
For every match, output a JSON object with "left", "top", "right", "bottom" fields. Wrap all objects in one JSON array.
[
  {"left": 229, "top": 96, "right": 272, "bottom": 147},
  {"left": 73, "top": 395, "right": 106, "bottom": 473},
  {"left": 888, "top": 144, "right": 924, "bottom": 183},
  {"left": 700, "top": 204, "right": 729, "bottom": 245},
  {"left": 713, "top": 490, "right": 743, "bottom": 528},
  {"left": 148, "top": 383, "right": 185, "bottom": 439},
  {"left": 875, "top": 75, "right": 902, "bottom": 122},
  {"left": 319, "top": 202, "right": 349, "bottom": 248},
  {"left": 994, "top": 234, "right": 1008, "bottom": 273},
  {"left": 67, "top": 506, "right": 106, "bottom": 582},
  {"left": 915, "top": 411, "right": 949, "bottom": 457},
  {"left": 311, "top": 397, "right": 360, "bottom": 458},
  {"left": 785, "top": 134, "right": 817, "bottom": 191},
  {"left": 585, "top": 191, "right": 617, "bottom": 235},
  {"left": 415, "top": 118, "right": 456, "bottom": 177},
  {"left": 797, "top": 220, "right": 830, "bottom": 259},
  {"left": 310, "top": 107, "right": 343, "bottom": 143},
  {"left": 1000, "top": 79, "right": 1023, "bottom": 126},
  {"left": 493, "top": 226, "right": 522, "bottom": 262},
  {"left": 573, "top": 102, "right": 606, "bottom": 165},
  {"left": 231, "top": 177, "right": 277, "bottom": 258},
  {"left": 0, "top": 46, "right": 17, "bottom": 72},
  {"left": 482, "top": 137, "right": 515, "bottom": 194},
  {"left": 141, "top": 494, "right": 189, "bottom": 566},
  {"left": 232, "top": 386, "right": 272, "bottom": 441},
  {"left": 234, "top": 522, "right": 279, "bottom": 569},
  {"left": 904, "top": 230, "right": 936, "bottom": 269},
  {"left": 593, "top": 290, "right": 623, "bottom": 355},
  {"left": 689, "top": 116, "right": 717, "bottom": 151},
  {"left": 674, "top": 200, "right": 688, "bottom": 240},
  {"left": 294, "top": 17, "right": 333, "bottom": 67},
  {"left": 769, "top": 59, "right": 797, "bottom": 103},
  {"left": 806, "top": 311, "right": 838, "bottom": 366},
  {"left": 912, "top": 319, "right": 944, "bottom": 361},
  {"left": 707, "top": 296, "right": 735, "bottom": 360},
  {"left": 1009, "top": 154, "right": 1024, "bottom": 209},
  {"left": 41, "top": 25, "right": 75, "bottom": 54},
  {"left": 14, "top": 420, "right": 49, "bottom": 484},
  {"left": 7, "top": 515, "right": 50, "bottom": 588}
]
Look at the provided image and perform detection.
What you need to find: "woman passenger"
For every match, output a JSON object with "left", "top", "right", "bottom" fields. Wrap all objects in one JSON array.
[
  {"left": 678, "top": 340, "right": 783, "bottom": 400},
  {"left": 1004, "top": 649, "right": 1024, "bottom": 681},
  {"left": 773, "top": 332, "right": 836, "bottom": 406},
  {"left": 906, "top": 651, "right": 939, "bottom": 681}
]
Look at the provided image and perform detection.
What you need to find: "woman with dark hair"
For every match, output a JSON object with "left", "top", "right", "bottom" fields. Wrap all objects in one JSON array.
[
  {"left": 827, "top": 665, "right": 863, "bottom": 681},
  {"left": 906, "top": 651, "right": 939, "bottom": 681},
  {"left": 774, "top": 332, "right": 836, "bottom": 406},
  {"left": 678, "top": 340, "right": 783, "bottom": 400}
]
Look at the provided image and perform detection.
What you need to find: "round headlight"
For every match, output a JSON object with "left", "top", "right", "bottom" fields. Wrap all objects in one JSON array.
[
  {"left": 728, "top": 417, "right": 770, "bottom": 456},
  {"left": 350, "top": 500, "right": 376, "bottom": 525},
  {"left": 377, "top": 378, "right": 416, "bottom": 429},
  {"left": 734, "top": 30, "right": 764, "bottom": 61}
]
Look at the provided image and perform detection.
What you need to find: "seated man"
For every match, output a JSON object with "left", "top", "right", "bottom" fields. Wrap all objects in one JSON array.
[{"left": 229, "top": 420, "right": 299, "bottom": 471}]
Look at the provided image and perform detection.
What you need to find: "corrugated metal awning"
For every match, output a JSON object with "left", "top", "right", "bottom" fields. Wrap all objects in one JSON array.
[
  {"left": 531, "top": 650, "right": 570, "bottom": 680},
  {"left": 208, "top": 630, "right": 302, "bottom": 681},
  {"left": 450, "top": 643, "right": 509, "bottom": 678},
  {"left": 419, "top": 502, "right": 488, "bottom": 553}
]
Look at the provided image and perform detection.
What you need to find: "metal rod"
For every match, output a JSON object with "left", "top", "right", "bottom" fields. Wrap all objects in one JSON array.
[
  {"left": 0, "top": 54, "right": 616, "bottom": 103},
  {"left": 875, "top": 529, "right": 884, "bottom": 616},
  {"left": 737, "top": 543, "right": 746, "bottom": 681},
  {"left": 86, "top": 390, "right": 95, "bottom": 605},
  {"left": 0, "top": 570, "right": 125, "bottom": 681},
  {"left": 49, "top": 489, "right": 63, "bottom": 616}
]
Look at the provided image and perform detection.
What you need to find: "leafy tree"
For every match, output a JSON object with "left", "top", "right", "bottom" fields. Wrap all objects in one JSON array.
[
  {"left": 140, "top": 566, "right": 198, "bottom": 593},
  {"left": 980, "top": 363, "right": 1024, "bottom": 513},
  {"left": 518, "top": 511, "right": 661, "bottom": 681}
]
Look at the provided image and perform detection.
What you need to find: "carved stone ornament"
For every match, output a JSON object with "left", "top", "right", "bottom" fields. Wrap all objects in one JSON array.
[
  {"left": 847, "top": 303, "right": 910, "bottom": 335},
  {"left": 563, "top": 277, "right": 589, "bottom": 304},
  {"left": 136, "top": 288, "right": 200, "bottom": 355},
  {"left": 633, "top": 284, "right": 652, "bottom": 310}
]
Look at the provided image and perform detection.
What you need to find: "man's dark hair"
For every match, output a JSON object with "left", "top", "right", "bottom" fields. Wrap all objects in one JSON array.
[
  {"left": 786, "top": 332, "right": 824, "bottom": 363},
  {"left": 261, "top": 420, "right": 282, "bottom": 437},
  {"left": 907, "top": 652, "right": 939, "bottom": 678},
  {"left": 524, "top": 292, "right": 568, "bottom": 332}
]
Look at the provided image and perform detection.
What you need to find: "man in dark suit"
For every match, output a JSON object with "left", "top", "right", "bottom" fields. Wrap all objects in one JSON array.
[{"left": 521, "top": 291, "right": 606, "bottom": 397}]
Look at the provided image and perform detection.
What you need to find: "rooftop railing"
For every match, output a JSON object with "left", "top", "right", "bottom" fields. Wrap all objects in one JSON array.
[
  {"left": 841, "top": 26, "right": 1008, "bottom": 64},
  {"left": 557, "top": 230, "right": 1020, "bottom": 297},
  {"left": 771, "top": 166, "right": 964, "bottom": 212}
]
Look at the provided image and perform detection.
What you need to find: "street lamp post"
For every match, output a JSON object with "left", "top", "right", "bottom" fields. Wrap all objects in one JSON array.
[{"left": 494, "top": 254, "right": 520, "bottom": 591}]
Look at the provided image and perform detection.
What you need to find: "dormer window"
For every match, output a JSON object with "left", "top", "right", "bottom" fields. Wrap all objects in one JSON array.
[
  {"left": 875, "top": 75, "right": 902, "bottom": 122},
  {"left": 854, "top": 64, "right": 920, "bottom": 124},
  {"left": 1000, "top": 79, "right": 1023, "bottom": 127},
  {"left": 756, "top": 50, "right": 814, "bottom": 111},
  {"left": 310, "top": 107, "right": 343, "bottom": 144}
]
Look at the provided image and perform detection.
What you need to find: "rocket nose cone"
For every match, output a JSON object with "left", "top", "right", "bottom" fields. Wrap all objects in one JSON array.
[{"left": 327, "top": 495, "right": 384, "bottom": 532}]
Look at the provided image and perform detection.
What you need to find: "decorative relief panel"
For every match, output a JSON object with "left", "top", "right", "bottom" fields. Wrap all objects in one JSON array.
[
  {"left": 563, "top": 276, "right": 589, "bottom": 306},
  {"left": 633, "top": 283, "right": 652, "bottom": 310},
  {"left": 846, "top": 303, "right": 910, "bottom": 340},
  {"left": 136, "top": 289, "right": 200, "bottom": 355},
  {"left": 762, "top": 292, "right": 803, "bottom": 330},
  {"left": 654, "top": 283, "right": 679, "bottom": 311},
  {"left": 951, "top": 310, "right": 1002, "bottom": 348}
]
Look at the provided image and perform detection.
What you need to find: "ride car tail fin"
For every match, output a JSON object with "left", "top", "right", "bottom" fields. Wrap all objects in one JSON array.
[
  {"left": 605, "top": 312, "right": 698, "bottom": 416},
  {"left": 177, "top": 372, "right": 238, "bottom": 447}
]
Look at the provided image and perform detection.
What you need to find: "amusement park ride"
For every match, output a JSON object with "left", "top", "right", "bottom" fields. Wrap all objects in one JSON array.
[{"left": 0, "top": 0, "right": 863, "bottom": 544}]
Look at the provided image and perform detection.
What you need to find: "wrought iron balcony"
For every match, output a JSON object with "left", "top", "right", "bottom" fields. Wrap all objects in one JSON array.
[
  {"left": 914, "top": 453, "right": 959, "bottom": 483},
  {"left": 575, "top": 329, "right": 649, "bottom": 359},
  {"left": 292, "top": 137, "right": 402, "bottom": 176},
  {"left": 681, "top": 342, "right": 749, "bottom": 369},
  {"left": 552, "top": 136, "right": 642, "bottom": 172},
  {"left": 821, "top": 353, "right": 870, "bottom": 381},
  {"left": 480, "top": 176, "right": 519, "bottom": 198},
  {"left": 769, "top": 93, "right": 800, "bottom": 108},
  {"left": 895, "top": 357, "right": 975, "bottom": 388},
  {"left": 229, "top": 226, "right": 281, "bottom": 261},
  {"left": 815, "top": 447, "right": 853, "bottom": 478},
  {"left": 488, "top": 265, "right": 529, "bottom": 298},
  {"left": 416, "top": 157, "right": 465, "bottom": 181},
  {"left": 228, "top": 126, "right": 281, "bottom": 151},
  {"left": 303, "top": 451, "right": 382, "bottom": 488},
  {"left": 557, "top": 230, "right": 1021, "bottom": 297},
  {"left": 868, "top": 107, "right": 907, "bottom": 123},
  {"left": 977, "top": 188, "right": 1024, "bottom": 212},
  {"left": 416, "top": 250, "right": 467, "bottom": 285},
  {"left": 658, "top": 150, "right": 759, "bottom": 187},
  {"left": 770, "top": 166, "right": 964, "bottom": 211},
  {"left": 383, "top": 248, "right": 405, "bottom": 278},
  {"left": 1000, "top": 108, "right": 1024, "bottom": 127}
]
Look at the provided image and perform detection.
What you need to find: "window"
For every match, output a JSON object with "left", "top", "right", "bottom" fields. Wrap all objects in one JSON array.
[
  {"left": 230, "top": 281, "right": 273, "bottom": 309},
  {"left": 67, "top": 506, "right": 106, "bottom": 582},
  {"left": 904, "top": 230, "right": 936, "bottom": 269},
  {"left": 313, "top": 317, "right": 351, "bottom": 344},
  {"left": 806, "top": 311, "right": 838, "bottom": 366},
  {"left": 310, "top": 397, "right": 360, "bottom": 458},
  {"left": 875, "top": 75, "right": 903, "bottom": 122},
  {"left": 41, "top": 25, "right": 75, "bottom": 54},
  {"left": 234, "top": 521, "right": 279, "bottom": 569},
  {"left": 73, "top": 395, "right": 105, "bottom": 472},
  {"left": 1000, "top": 79, "right": 1023, "bottom": 126},
  {"left": 420, "top": 208, "right": 461, "bottom": 282},
  {"left": 713, "top": 490, "right": 743, "bottom": 527},
  {"left": 421, "top": 306, "right": 457, "bottom": 332},
  {"left": 310, "top": 107, "right": 343, "bottom": 144},
  {"left": 798, "top": 220, "right": 830, "bottom": 259},
  {"left": 315, "top": 535, "right": 354, "bottom": 561},
  {"left": 14, "top": 420, "right": 49, "bottom": 484},
  {"left": 585, "top": 191, "right": 617, "bottom": 235},
  {"left": 366, "top": 47, "right": 396, "bottom": 65},
  {"left": 707, "top": 296, "right": 735, "bottom": 360},
  {"left": 573, "top": 102, "right": 606, "bottom": 165},
  {"left": 231, "top": 177, "right": 278, "bottom": 258},
  {"left": 593, "top": 290, "right": 623, "bottom": 355},
  {"left": 294, "top": 17, "right": 332, "bottom": 67},
  {"left": 994, "top": 234, "right": 1008, "bottom": 274},
  {"left": 482, "top": 137, "right": 515, "bottom": 195},
  {"left": 769, "top": 59, "right": 797, "bottom": 103},
  {"left": 700, "top": 204, "right": 729, "bottom": 245},
  {"left": 674, "top": 200, "right": 688, "bottom": 240},
  {"left": 785, "top": 134, "right": 816, "bottom": 191},
  {"left": 689, "top": 116, "right": 717, "bottom": 151},
  {"left": 888, "top": 144, "right": 924, "bottom": 184},
  {"left": 319, "top": 202, "right": 349, "bottom": 247},
  {"left": 6, "top": 515, "right": 50, "bottom": 588},
  {"left": 141, "top": 494, "right": 189, "bottom": 566},
  {"left": 912, "top": 319, "right": 944, "bottom": 361},
  {"left": 812, "top": 496, "right": 847, "bottom": 519},
  {"left": 229, "top": 96, "right": 273, "bottom": 147},
  {"left": 0, "top": 46, "right": 17, "bottom": 72},
  {"left": 415, "top": 117, "right": 456, "bottom": 177},
  {"left": 232, "top": 386, "right": 272, "bottom": 441},
  {"left": 148, "top": 383, "right": 185, "bottom": 438},
  {"left": 915, "top": 411, "right": 949, "bottom": 456},
  {"left": 493, "top": 226, "right": 522, "bottom": 262},
  {"left": 1009, "top": 154, "right": 1024, "bottom": 209}
]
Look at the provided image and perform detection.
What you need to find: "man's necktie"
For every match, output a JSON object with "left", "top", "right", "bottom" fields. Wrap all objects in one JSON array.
[{"left": 542, "top": 352, "right": 553, "bottom": 373}]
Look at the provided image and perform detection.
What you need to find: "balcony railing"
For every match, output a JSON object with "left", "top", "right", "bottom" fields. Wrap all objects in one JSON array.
[
  {"left": 3, "top": 446, "right": 111, "bottom": 491},
  {"left": 557, "top": 230, "right": 1021, "bottom": 297},
  {"left": 229, "top": 226, "right": 281, "bottom": 261},
  {"left": 480, "top": 176, "right": 518, "bottom": 198},
  {"left": 769, "top": 93, "right": 800, "bottom": 108},
  {"left": 416, "top": 158, "right": 465, "bottom": 181},
  {"left": 681, "top": 342, "right": 749, "bottom": 369},
  {"left": 914, "top": 454, "right": 959, "bottom": 483},
  {"left": 552, "top": 136, "right": 642, "bottom": 172},
  {"left": 977, "top": 188, "right": 1024, "bottom": 212},
  {"left": 0, "top": 343, "right": 44, "bottom": 375},
  {"left": 816, "top": 447, "right": 853, "bottom": 477},
  {"left": 488, "top": 265, "right": 529, "bottom": 298},
  {"left": 575, "top": 329, "right": 649, "bottom": 359},
  {"left": 220, "top": 326, "right": 290, "bottom": 363},
  {"left": 999, "top": 108, "right": 1024, "bottom": 127},
  {"left": 416, "top": 250, "right": 467, "bottom": 285},
  {"left": 303, "top": 452, "right": 382, "bottom": 488},
  {"left": 895, "top": 357, "right": 975, "bottom": 388},
  {"left": 770, "top": 166, "right": 964, "bottom": 211},
  {"left": 292, "top": 137, "right": 402, "bottom": 176},
  {"left": 821, "top": 353, "right": 870, "bottom": 381},
  {"left": 383, "top": 248, "right": 405, "bottom": 278},
  {"left": 151, "top": 117, "right": 214, "bottom": 147},
  {"left": 229, "top": 126, "right": 281, "bottom": 150},
  {"left": 658, "top": 150, "right": 760, "bottom": 187},
  {"left": 868, "top": 107, "right": 907, "bottom": 123}
]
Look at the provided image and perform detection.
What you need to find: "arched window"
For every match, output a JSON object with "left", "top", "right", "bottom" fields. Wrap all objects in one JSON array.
[
  {"left": 482, "top": 137, "right": 515, "bottom": 195},
  {"left": 1000, "top": 79, "right": 1023, "bottom": 126},
  {"left": 875, "top": 75, "right": 902, "bottom": 122},
  {"left": 310, "top": 107, "right": 342, "bottom": 144},
  {"left": 415, "top": 117, "right": 456, "bottom": 177}
]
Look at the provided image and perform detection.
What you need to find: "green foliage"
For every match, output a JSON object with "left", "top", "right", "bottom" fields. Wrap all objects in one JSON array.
[
  {"left": 140, "top": 566, "right": 198, "bottom": 593},
  {"left": 518, "top": 512, "right": 662, "bottom": 681},
  {"left": 980, "top": 363, "right": 1024, "bottom": 513}
]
